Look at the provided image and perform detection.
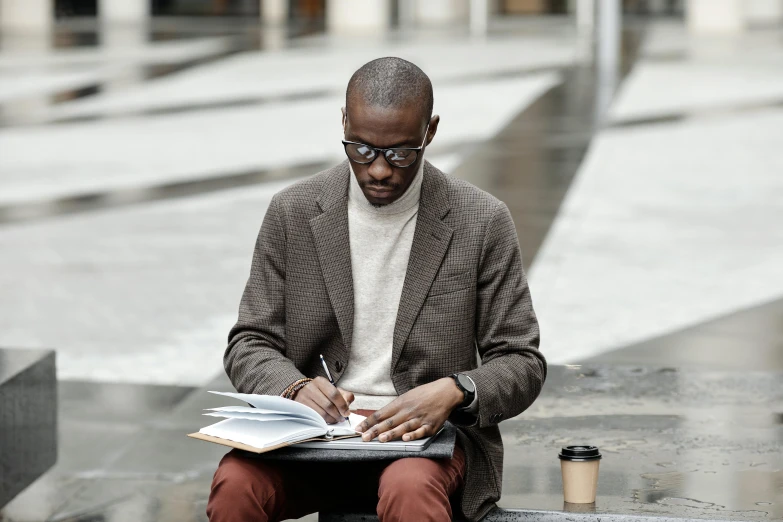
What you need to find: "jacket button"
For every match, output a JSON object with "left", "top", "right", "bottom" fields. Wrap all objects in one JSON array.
[
  {"left": 335, "top": 360, "right": 343, "bottom": 372},
  {"left": 490, "top": 413, "right": 502, "bottom": 424}
]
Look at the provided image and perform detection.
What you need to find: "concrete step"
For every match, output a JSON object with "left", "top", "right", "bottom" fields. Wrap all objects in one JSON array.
[{"left": 0, "top": 348, "right": 57, "bottom": 508}]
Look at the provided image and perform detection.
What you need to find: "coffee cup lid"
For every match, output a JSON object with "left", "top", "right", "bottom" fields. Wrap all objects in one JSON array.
[{"left": 559, "top": 445, "right": 601, "bottom": 461}]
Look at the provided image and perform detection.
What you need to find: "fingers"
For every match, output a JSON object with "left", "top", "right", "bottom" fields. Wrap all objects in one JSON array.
[
  {"left": 379, "top": 419, "right": 421, "bottom": 443},
  {"left": 356, "top": 408, "right": 392, "bottom": 437},
  {"left": 311, "top": 392, "right": 344, "bottom": 424},
  {"left": 291, "top": 378, "right": 353, "bottom": 424},
  {"left": 305, "top": 398, "right": 339, "bottom": 424},
  {"left": 339, "top": 388, "right": 355, "bottom": 406},
  {"left": 402, "top": 425, "right": 432, "bottom": 442},
  {"left": 312, "top": 377, "right": 351, "bottom": 417},
  {"left": 361, "top": 412, "right": 408, "bottom": 442},
  {"left": 296, "top": 381, "right": 341, "bottom": 424},
  {"left": 298, "top": 388, "right": 341, "bottom": 424}
]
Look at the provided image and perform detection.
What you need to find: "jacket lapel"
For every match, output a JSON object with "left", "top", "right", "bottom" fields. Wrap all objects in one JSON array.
[
  {"left": 391, "top": 162, "right": 453, "bottom": 373},
  {"left": 310, "top": 162, "right": 354, "bottom": 352}
]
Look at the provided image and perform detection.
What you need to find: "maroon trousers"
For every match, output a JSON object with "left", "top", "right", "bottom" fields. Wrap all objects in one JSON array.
[{"left": 206, "top": 444, "right": 466, "bottom": 522}]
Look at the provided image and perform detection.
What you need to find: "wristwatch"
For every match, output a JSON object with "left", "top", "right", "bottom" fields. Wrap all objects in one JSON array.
[{"left": 450, "top": 373, "right": 476, "bottom": 409}]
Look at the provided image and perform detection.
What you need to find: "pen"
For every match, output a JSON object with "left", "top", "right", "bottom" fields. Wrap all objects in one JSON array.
[{"left": 320, "top": 354, "right": 350, "bottom": 426}]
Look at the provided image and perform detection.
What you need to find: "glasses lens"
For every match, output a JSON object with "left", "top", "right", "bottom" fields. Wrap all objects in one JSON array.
[
  {"left": 345, "top": 143, "right": 377, "bottom": 163},
  {"left": 385, "top": 148, "right": 417, "bottom": 167}
]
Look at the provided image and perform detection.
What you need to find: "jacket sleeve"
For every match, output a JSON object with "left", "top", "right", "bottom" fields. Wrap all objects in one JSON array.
[
  {"left": 460, "top": 201, "right": 547, "bottom": 428},
  {"left": 223, "top": 195, "right": 306, "bottom": 395}
]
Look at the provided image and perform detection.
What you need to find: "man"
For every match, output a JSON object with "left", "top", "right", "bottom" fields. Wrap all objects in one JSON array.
[{"left": 207, "top": 57, "right": 546, "bottom": 522}]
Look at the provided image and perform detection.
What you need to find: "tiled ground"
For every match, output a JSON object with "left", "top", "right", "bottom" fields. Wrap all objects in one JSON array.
[
  {"left": 4, "top": 366, "right": 781, "bottom": 521},
  {"left": 587, "top": 296, "right": 783, "bottom": 371},
  {"left": 531, "top": 107, "right": 783, "bottom": 365},
  {"left": 0, "top": 72, "right": 559, "bottom": 207},
  {"left": 2, "top": 13, "right": 782, "bottom": 522},
  {"left": 529, "top": 20, "right": 783, "bottom": 367}
]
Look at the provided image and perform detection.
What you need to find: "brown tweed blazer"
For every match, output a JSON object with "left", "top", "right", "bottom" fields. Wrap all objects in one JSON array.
[{"left": 225, "top": 160, "right": 546, "bottom": 521}]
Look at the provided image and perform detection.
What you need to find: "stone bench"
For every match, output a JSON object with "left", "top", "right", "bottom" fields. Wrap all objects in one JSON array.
[
  {"left": 319, "top": 508, "right": 753, "bottom": 521},
  {"left": 0, "top": 348, "right": 57, "bottom": 508}
]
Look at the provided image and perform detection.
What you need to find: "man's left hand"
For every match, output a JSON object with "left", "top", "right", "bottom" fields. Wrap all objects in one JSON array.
[{"left": 355, "top": 377, "right": 464, "bottom": 442}]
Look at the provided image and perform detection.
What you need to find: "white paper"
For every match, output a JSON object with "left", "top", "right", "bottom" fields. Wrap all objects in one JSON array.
[
  {"left": 207, "top": 406, "right": 290, "bottom": 415},
  {"left": 199, "top": 392, "right": 366, "bottom": 446},
  {"left": 203, "top": 412, "right": 324, "bottom": 426},
  {"left": 329, "top": 413, "right": 366, "bottom": 436},
  {"left": 208, "top": 391, "right": 325, "bottom": 427},
  {"left": 200, "top": 418, "right": 326, "bottom": 448}
]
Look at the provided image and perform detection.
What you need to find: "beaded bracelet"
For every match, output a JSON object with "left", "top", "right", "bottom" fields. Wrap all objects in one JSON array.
[
  {"left": 288, "top": 379, "right": 312, "bottom": 399},
  {"left": 281, "top": 378, "right": 307, "bottom": 399},
  {"left": 281, "top": 378, "right": 312, "bottom": 399}
]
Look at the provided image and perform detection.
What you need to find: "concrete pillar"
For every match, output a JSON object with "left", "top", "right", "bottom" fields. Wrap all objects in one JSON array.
[
  {"left": 686, "top": 0, "right": 745, "bottom": 34},
  {"left": 261, "top": 0, "right": 289, "bottom": 25},
  {"left": 745, "top": 0, "right": 783, "bottom": 26},
  {"left": 398, "top": 0, "right": 416, "bottom": 27},
  {"left": 99, "top": 0, "right": 150, "bottom": 26},
  {"left": 573, "top": 0, "right": 594, "bottom": 62},
  {"left": 415, "top": 0, "right": 468, "bottom": 25},
  {"left": 0, "top": 0, "right": 52, "bottom": 33},
  {"left": 0, "top": 0, "right": 52, "bottom": 124},
  {"left": 595, "top": 0, "right": 620, "bottom": 122},
  {"left": 101, "top": 24, "right": 147, "bottom": 93},
  {"left": 596, "top": 0, "right": 620, "bottom": 72},
  {"left": 259, "top": 27, "right": 286, "bottom": 49},
  {"left": 575, "top": 0, "right": 594, "bottom": 31},
  {"left": 469, "top": 0, "right": 489, "bottom": 36},
  {"left": 327, "top": 0, "right": 391, "bottom": 33}
]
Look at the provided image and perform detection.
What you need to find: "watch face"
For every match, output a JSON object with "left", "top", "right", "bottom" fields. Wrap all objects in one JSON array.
[{"left": 456, "top": 374, "right": 475, "bottom": 393}]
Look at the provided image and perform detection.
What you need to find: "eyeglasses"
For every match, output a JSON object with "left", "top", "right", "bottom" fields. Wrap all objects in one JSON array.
[{"left": 342, "top": 124, "right": 429, "bottom": 168}]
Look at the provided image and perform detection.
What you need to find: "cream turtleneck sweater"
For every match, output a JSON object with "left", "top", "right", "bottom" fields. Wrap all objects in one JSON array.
[{"left": 338, "top": 163, "right": 424, "bottom": 410}]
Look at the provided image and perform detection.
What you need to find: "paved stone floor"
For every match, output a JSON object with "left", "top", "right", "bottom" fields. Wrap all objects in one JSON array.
[
  {"left": 499, "top": 365, "right": 782, "bottom": 521},
  {"left": 1, "top": 10, "right": 782, "bottom": 522},
  {"left": 3, "top": 364, "right": 781, "bottom": 521}
]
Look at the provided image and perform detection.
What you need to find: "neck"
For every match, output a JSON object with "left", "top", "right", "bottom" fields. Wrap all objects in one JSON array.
[{"left": 349, "top": 161, "right": 425, "bottom": 215}]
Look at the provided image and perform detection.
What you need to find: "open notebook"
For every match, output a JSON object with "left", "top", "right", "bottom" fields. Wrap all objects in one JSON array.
[
  {"left": 189, "top": 391, "right": 441, "bottom": 454},
  {"left": 188, "top": 391, "right": 366, "bottom": 453}
]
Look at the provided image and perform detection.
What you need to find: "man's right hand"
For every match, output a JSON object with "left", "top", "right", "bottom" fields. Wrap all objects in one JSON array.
[{"left": 293, "top": 376, "right": 354, "bottom": 424}]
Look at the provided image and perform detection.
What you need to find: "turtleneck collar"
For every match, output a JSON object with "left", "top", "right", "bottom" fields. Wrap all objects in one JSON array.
[{"left": 348, "top": 161, "right": 424, "bottom": 216}]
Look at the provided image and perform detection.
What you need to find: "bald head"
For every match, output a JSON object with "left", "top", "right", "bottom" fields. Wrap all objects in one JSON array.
[{"left": 346, "top": 57, "right": 433, "bottom": 124}]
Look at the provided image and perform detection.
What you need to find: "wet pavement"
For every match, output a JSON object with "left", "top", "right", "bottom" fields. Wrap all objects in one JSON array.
[
  {"left": 2, "top": 11, "right": 783, "bottom": 522},
  {"left": 453, "top": 28, "right": 642, "bottom": 268},
  {"left": 500, "top": 365, "right": 783, "bottom": 521},
  {"left": 587, "top": 297, "right": 783, "bottom": 372},
  {"left": 3, "top": 364, "right": 780, "bottom": 521}
]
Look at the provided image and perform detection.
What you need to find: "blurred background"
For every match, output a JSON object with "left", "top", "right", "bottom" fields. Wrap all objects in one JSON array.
[{"left": 0, "top": 0, "right": 781, "bottom": 521}]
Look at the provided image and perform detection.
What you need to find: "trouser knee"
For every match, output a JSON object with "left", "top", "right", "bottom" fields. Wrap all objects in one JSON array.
[{"left": 207, "top": 451, "right": 283, "bottom": 522}]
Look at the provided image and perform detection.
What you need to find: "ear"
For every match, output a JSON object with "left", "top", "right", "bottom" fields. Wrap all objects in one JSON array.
[
  {"left": 341, "top": 107, "right": 347, "bottom": 130},
  {"left": 426, "top": 115, "right": 440, "bottom": 146}
]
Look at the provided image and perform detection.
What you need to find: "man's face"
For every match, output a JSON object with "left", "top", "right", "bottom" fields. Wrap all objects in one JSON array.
[{"left": 342, "top": 101, "right": 438, "bottom": 206}]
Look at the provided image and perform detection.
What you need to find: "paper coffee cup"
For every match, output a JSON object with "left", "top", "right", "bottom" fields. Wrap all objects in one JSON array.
[{"left": 559, "top": 445, "right": 601, "bottom": 504}]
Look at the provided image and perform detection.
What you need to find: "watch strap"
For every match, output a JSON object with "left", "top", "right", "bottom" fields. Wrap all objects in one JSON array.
[{"left": 451, "top": 373, "right": 473, "bottom": 409}]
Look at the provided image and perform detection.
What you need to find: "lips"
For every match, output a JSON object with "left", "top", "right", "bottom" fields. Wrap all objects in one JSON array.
[{"left": 366, "top": 187, "right": 393, "bottom": 198}]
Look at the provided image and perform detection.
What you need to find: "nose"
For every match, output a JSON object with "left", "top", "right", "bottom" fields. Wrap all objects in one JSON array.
[{"left": 367, "top": 152, "right": 394, "bottom": 183}]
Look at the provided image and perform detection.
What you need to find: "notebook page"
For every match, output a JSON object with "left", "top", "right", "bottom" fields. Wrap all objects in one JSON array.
[
  {"left": 329, "top": 413, "right": 366, "bottom": 436},
  {"left": 208, "top": 391, "right": 325, "bottom": 428},
  {"left": 199, "top": 418, "right": 326, "bottom": 448},
  {"left": 207, "top": 406, "right": 318, "bottom": 422},
  {"left": 208, "top": 406, "right": 289, "bottom": 415},
  {"left": 203, "top": 411, "right": 323, "bottom": 427}
]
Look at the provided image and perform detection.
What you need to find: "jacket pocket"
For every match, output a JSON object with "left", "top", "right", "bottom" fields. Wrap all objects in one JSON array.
[{"left": 428, "top": 270, "right": 473, "bottom": 297}]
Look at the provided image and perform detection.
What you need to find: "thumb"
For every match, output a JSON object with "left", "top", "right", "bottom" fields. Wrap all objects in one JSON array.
[{"left": 339, "top": 388, "right": 355, "bottom": 406}]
